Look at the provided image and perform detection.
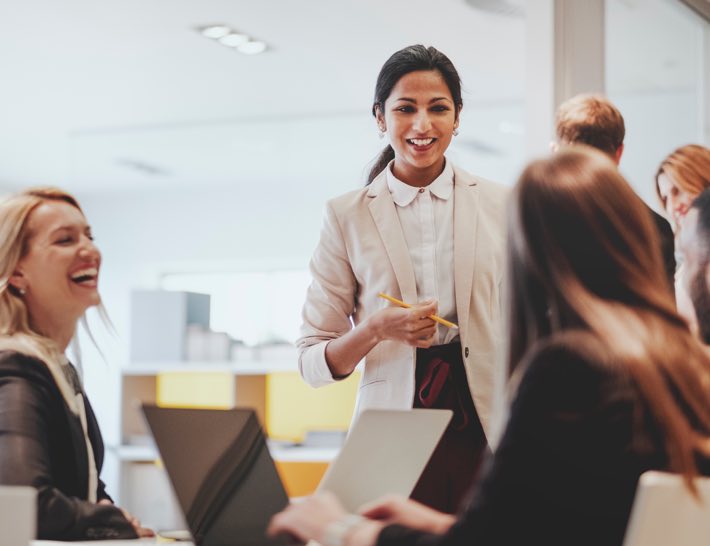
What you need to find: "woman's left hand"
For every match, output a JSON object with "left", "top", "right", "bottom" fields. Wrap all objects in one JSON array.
[
  {"left": 98, "top": 499, "right": 155, "bottom": 538},
  {"left": 268, "top": 492, "right": 348, "bottom": 544}
]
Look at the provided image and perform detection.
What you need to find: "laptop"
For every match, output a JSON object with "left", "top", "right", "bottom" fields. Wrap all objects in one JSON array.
[
  {"left": 317, "top": 408, "right": 453, "bottom": 511},
  {"left": 622, "top": 471, "right": 710, "bottom": 546},
  {"left": 0, "top": 486, "right": 36, "bottom": 546},
  {"left": 142, "top": 406, "right": 451, "bottom": 546}
]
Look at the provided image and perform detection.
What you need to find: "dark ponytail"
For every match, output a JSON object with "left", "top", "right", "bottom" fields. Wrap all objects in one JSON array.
[
  {"left": 367, "top": 145, "right": 396, "bottom": 184},
  {"left": 365, "top": 44, "right": 463, "bottom": 185}
]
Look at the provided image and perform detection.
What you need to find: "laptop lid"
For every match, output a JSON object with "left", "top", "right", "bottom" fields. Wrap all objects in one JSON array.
[
  {"left": 317, "top": 408, "right": 452, "bottom": 512},
  {"left": 623, "top": 471, "right": 710, "bottom": 546},
  {"left": 0, "top": 486, "right": 36, "bottom": 546},
  {"left": 142, "top": 405, "right": 290, "bottom": 546}
]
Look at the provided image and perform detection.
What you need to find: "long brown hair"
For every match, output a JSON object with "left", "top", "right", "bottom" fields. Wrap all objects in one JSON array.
[{"left": 508, "top": 146, "right": 710, "bottom": 490}]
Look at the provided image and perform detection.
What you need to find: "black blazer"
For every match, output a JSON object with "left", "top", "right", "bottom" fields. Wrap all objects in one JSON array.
[
  {"left": 0, "top": 351, "right": 136, "bottom": 541},
  {"left": 377, "top": 334, "right": 710, "bottom": 546}
]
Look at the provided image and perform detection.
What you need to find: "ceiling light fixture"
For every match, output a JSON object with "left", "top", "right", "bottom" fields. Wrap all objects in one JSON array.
[
  {"left": 195, "top": 24, "right": 269, "bottom": 55},
  {"left": 237, "top": 40, "right": 267, "bottom": 55},
  {"left": 218, "top": 32, "right": 249, "bottom": 47},
  {"left": 199, "top": 25, "right": 231, "bottom": 39}
]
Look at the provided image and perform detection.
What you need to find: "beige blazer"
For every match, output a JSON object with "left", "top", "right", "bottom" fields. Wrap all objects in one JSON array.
[{"left": 297, "top": 165, "right": 509, "bottom": 438}]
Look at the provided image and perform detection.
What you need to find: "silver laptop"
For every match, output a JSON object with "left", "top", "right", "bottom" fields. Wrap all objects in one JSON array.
[
  {"left": 623, "top": 470, "right": 710, "bottom": 546},
  {"left": 142, "top": 406, "right": 450, "bottom": 546},
  {"left": 318, "top": 408, "right": 452, "bottom": 511},
  {"left": 0, "top": 486, "right": 36, "bottom": 546}
]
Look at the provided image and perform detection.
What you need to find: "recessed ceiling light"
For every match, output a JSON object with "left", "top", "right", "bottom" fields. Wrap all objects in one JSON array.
[
  {"left": 237, "top": 40, "right": 267, "bottom": 55},
  {"left": 200, "top": 25, "right": 231, "bottom": 39},
  {"left": 219, "top": 32, "right": 250, "bottom": 47},
  {"left": 194, "top": 24, "right": 269, "bottom": 55}
]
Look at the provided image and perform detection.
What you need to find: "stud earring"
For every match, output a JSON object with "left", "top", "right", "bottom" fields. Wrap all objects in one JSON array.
[
  {"left": 18, "top": 287, "right": 26, "bottom": 296},
  {"left": 378, "top": 127, "right": 386, "bottom": 139},
  {"left": 453, "top": 128, "right": 459, "bottom": 136}
]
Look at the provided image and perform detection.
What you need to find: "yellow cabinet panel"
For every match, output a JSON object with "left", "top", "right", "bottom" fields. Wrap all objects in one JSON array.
[{"left": 266, "top": 371, "right": 359, "bottom": 442}]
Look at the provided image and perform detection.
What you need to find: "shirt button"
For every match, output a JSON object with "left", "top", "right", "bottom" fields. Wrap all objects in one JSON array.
[
  {"left": 418, "top": 188, "right": 425, "bottom": 193},
  {"left": 464, "top": 347, "right": 469, "bottom": 358}
]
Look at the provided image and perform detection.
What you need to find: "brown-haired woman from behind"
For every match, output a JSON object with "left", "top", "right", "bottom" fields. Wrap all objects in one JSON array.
[
  {"left": 0, "top": 187, "right": 153, "bottom": 540},
  {"left": 268, "top": 146, "right": 710, "bottom": 546}
]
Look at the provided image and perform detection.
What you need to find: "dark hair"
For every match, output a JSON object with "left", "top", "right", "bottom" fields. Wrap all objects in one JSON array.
[
  {"left": 366, "top": 45, "right": 463, "bottom": 184},
  {"left": 690, "top": 189, "right": 710, "bottom": 262},
  {"left": 507, "top": 146, "right": 710, "bottom": 492}
]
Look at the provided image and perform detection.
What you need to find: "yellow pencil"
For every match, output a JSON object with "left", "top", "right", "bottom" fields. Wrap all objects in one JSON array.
[{"left": 378, "top": 292, "right": 459, "bottom": 329}]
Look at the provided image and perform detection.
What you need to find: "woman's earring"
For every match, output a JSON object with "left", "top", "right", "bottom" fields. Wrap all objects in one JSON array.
[
  {"left": 378, "top": 126, "right": 386, "bottom": 139},
  {"left": 453, "top": 128, "right": 459, "bottom": 137}
]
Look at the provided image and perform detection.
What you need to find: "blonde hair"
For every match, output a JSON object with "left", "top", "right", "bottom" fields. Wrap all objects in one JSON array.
[
  {"left": 655, "top": 144, "right": 710, "bottom": 210},
  {"left": 555, "top": 94, "right": 625, "bottom": 158},
  {"left": 0, "top": 187, "right": 88, "bottom": 408}
]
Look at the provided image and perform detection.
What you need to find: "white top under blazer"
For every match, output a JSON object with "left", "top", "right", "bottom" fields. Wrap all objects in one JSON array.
[{"left": 385, "top": 159, "right": 457, "bottom": 345}]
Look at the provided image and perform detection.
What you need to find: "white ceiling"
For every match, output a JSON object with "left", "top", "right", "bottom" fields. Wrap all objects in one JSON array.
[{"left": 0, "top": 0, "right": 701, "bottom": 193}]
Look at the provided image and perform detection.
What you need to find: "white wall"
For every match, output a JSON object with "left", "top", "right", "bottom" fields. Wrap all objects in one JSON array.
[{"left": 613, "top": 89, "right": 703, "bottom": 210}]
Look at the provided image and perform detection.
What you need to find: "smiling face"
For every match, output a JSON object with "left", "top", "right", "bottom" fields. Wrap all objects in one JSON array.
[
  {"left": 657, "top": 171, "right": 695, "bottom": 233},
  {"left": 12, "top": 200, "right": 101, "bottom": 331},
  {"left": 376, "top": 70, "right": 458, "bottom": 187}
]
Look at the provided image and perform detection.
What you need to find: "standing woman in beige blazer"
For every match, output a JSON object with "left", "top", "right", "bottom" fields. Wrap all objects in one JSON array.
[{"left": 298, "top": 45, "right": 508, "bottom": 513}]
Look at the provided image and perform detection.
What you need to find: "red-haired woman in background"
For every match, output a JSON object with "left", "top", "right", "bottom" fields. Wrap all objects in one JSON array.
[{"left": 655, "top": 144, "right": 710, "bottom": 336}]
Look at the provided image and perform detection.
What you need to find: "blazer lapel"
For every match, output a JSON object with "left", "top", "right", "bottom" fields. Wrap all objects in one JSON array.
[
  {"left": 453, "top": 167, "right": 480, "bottom": 336},
  {"left": 367, "top": 173, "right": 418, "bottom": 303}
]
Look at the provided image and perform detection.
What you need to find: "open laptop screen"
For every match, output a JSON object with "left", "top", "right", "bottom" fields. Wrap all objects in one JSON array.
[{"left": 142, "top": 405, "right": 290, "bottom": 546}]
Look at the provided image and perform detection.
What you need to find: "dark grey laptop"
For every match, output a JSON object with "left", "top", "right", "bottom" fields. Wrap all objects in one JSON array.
[{"left": 142, "top": 405, "right": 291, "bottom": 546}]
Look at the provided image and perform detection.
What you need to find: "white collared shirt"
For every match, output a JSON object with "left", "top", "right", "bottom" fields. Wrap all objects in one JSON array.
[{"left": 386, "top": 159, "right": 458, "bottom": 344}]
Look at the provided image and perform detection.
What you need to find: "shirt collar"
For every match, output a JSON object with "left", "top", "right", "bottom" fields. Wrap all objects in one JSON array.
[{"left": 386, "top": 159, "right": 454, "bottom": 207}]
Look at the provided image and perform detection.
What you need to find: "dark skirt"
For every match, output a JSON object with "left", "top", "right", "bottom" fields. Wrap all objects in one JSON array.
[{"left": 410, "top": 341, "right": 488, "bottom": 514}]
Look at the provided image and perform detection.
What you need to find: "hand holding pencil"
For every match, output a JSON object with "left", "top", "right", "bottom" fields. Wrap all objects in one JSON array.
[{"left": 378, "top": 292, "right": 459, "bottom": 330}]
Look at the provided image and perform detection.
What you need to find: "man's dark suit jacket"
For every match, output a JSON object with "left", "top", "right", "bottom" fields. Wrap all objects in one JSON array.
[
  {"left": 378, "top": 334, "right": 710, "bottom": 546},
  {"left": 0, "top": 351, "right": 137, "bottom": 541}
]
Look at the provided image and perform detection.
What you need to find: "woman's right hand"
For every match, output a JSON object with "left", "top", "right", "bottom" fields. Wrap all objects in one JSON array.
[
  {"left": 370, "top": 300, "right": 438, "bottom": 348},
  {"left": 323, "top": 299, "right": 439, "bottom": 378},
  {"left": 359, "top": 495, "right": 455, "bottom": 534}
]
